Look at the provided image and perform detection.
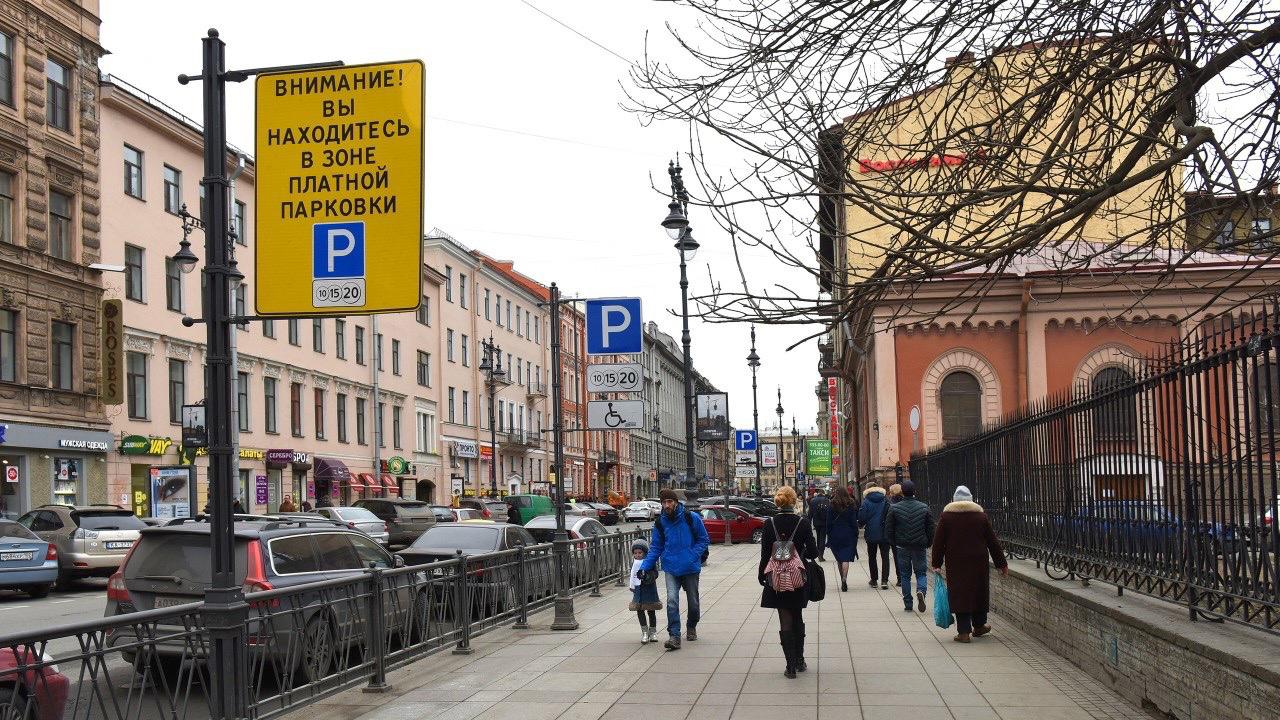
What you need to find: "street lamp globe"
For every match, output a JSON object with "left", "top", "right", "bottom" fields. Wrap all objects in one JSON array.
[
  {"left": 173, "top": 241, "right": 199, "bottom": 274},
  {"left": 675, "top": 227, "right": 699, "bottom": 261},
  {"left": 661, "top": 199, "right": 688, "bottom": 241},
  {"left": 746, "top": 347, "right": 760, "bottom": 368}
]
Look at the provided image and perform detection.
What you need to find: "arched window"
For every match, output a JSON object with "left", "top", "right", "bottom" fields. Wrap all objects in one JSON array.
[
  {"left": 1091, "top": 367, "right": 1136, "bottom": 440},
  {"left": 1251, "top": 362, "right": 1280, "bottom": 431},
  {"left": 940, "top": 371, "right": 982, "bottom": 443}
]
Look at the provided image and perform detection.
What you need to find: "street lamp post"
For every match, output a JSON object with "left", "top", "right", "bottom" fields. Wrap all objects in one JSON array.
[
  {"left": 791, "top": 416, "right": 799, "bottom": 488},
  {"left": 660, "top": 161, "right": 699, "bottom": 491},
  {"left": 776, "top": 387, "right": 788, "bottom": 507},
  {"left": 479, "top": 336, "right": 506, "bottom": 498},
  {"left": 747, "top": 327, "right": 761, "bottom": 498}
]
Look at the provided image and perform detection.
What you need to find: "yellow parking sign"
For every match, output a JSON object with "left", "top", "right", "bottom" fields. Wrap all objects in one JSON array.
[{"left": 254, "top": 60, "right": 424, "bottom": 316}]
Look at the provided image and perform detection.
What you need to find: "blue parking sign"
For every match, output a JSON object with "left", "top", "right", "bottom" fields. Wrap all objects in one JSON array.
[
  {"left": 735, "top": 430, "right": 757, "bottom": 451},
  {"left": 585, "top": 298, "right": 643, "bottom": 355},
  {"left": 313, "top": 221, "right": 365, "bottom": 280}
]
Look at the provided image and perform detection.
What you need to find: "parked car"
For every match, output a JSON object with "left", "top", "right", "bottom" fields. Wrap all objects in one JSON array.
[
  {"left": 589, "top": 503, "right": 619, "bottom": 525},
  {"left": 104, "top": 516, "right": 421, "bottom": 682},
  {"left": 457, "top": 497, "right": 509, "bottom": 523},
  {"left": 623, "top": 501, "right": 657, "bottom": 522},
  {"left": 452, "top": 508, "right": 484, "bottom": 521},
  {"left": 0, "top": 648, "right": 69, "bottom": 720},
  {"left": 523, "top": 515, "right": 610, "bottom": 543},
  {"left": 428, "top": 505, "right": 458, "bottom": 524},
  {"left": 314, "top": 506, "right": 391, "bottom": 545},
  {"left": 19, "top": 505, "right": 145, "bottom": 588},
  {"left": 700, "top": 496, "right": 778, "bottom": 517},
  {"left": 0, "top": 519, "right": 58, "bottom": 598},
  {"left": 698, "top": 506, "right": 766, "bottom": 543},
  {"left": 352, "top": 498, "right": 437, "bottom": 549},
  {"left": 563, "top": 502, "right": 598, "bottom": 519},
  {"left": 505, "top": 494, "right": 554, "bottom": 525},
  {"left": 139, "top": 517, "right": 168, "bottom": 527},
  {"left": 394, "top": 523, "right": 541, "bottom": 615}
]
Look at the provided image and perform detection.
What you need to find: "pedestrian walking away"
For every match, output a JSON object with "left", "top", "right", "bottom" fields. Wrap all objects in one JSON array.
[
  {"left": 857, "top": 485, "right": 892, "bottom": 588},
  {"left": 824, "top": 485, "right": 859, "bottom": 592},
  {"left": 887, "top": 483, "right": 904, "bottom": 586},
  {"left": 884, "top": 479, "right": 934, "bottom": 613},
  {"left": 640, "top": 488, "right": 711, "bottom": 650},
  {"left": 930, "top": 485, "right": 1009, "bottom": 643},
  {"left": 629, "top": 539, "right": 662, "bottom": 643},
  {"left": 758, "top": 485, "right": 818, "bottom": 678},
  {"left": 807, "top": 489, "right": 831, "bottom": 561}
]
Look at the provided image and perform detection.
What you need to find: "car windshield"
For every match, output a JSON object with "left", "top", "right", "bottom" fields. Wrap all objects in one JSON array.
[
  {"left": 485, "top": 502, "right": 506, "bottom": 511},
  {"left": 77, "top": 511, "right": 147, "bottom": 530},
  {"left": 411, "top": 525, "right": 501, "bottom": 551},
  {"left": 0, "top": 520, "right": 38, "bottom": 540},
  {"left": 336, "top": 507, "right": 379, "bottom": 522},
  {"left": 126, "top": 534, "right": 249, "bottom": 585},
  {"left": 392, "top": 502, "right": 434, "bottom": 519}
]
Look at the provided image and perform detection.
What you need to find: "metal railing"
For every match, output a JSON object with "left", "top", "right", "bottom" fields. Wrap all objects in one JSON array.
[
  {"left": 0, "top": 530, "right": 641, "bottom": 720},
  {"left": 910, "top": 308, "right": 1280, "bottom": 634}
]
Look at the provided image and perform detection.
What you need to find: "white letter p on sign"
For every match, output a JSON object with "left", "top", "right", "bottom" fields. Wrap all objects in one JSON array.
[
  {"left": 326, "top": 228, "right": 357, "bottom": 273},
  {"left": 601, "top": 305, "right": 632, "bottom": 349}
]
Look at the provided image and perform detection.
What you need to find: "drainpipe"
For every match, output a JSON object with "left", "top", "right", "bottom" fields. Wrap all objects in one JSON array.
[{"left": 1017, "top": 280, "right": 1031, "bottom": 409}]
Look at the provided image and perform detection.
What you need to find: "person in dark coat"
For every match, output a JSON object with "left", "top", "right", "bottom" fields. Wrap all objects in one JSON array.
[
  {"left": 824, "top": 486, "right": 859, "bottom": 591},
  {"left": 857, "top": 485, "right": 891, "bottom": 588},
  {"left": 758, "top": 486, "right": 817, "bottom": 678},
  {"left": 885, "top": 479, "right": 934, "bottom": 613},
  {"left": 931, "top": 485, "right": 1008, "bottom": 643},
  {"left": 887, "top": 484, "right": 904, "bottom": 586},
  {"left": 807, "top": 489, "right": 831, "bottom": 561}
]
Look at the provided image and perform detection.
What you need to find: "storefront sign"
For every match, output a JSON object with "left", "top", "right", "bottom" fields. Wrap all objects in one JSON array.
[
  {"left": 266, "top": 449, "right": 295, "bottom": 467},
  {"left": 100, "top": 300, "right": 124, "bottom": 405},
  {"left": 857, "top": 153, "right": 969, "bottom": 174},
  {"left": 193, "top": 447, "right": 265, "bottom": 460},
  {"left": 291, "top": 451, "right": 310, "bottom": 464},
  {"left": 453, "top": 440, "right": 478, "bottom": 459},
  {"left": 149, "top": 466, "right": 193, "bottom": 519},
  {"left": 0, "top": 424, "right": 111, "bottom": 452},
  {"left": 828, "top": 377, "right": 840, "bottom": 476},
  {"left": 479, "top": 445, "right": 493, "bottom": 460},
  {"left": 58, "top": 438, "right": 109, "bottom": 451},
  {"left": 385, "top": 456, "right": 411, "bottom": 475},
  {"left": 255, "top": 475, "right": 269, "bottom": 505},
  {"left": 119, "top": 435, "right": 174, "bottom": 456},
  {"left": 181, "top": 405, "right": 208, "bottom": 449},
  {"left": 4, "top": 466, "right": 18, "bottom": 483},
  {"left": 806, "top": 440, "right": 833, "bottom": 476},
  {"left": 451, "top": 476, "right": 464, "bottom": 495}
]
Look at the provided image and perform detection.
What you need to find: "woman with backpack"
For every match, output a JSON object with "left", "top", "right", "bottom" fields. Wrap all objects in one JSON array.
[
  {"left": 858, "top": 484, "right": 892, "bottom": 589},
  {"left": 758, "top": 485, "right": 818, "bottom": 679},
  {"left": 825, "top": 486, "right": 859, "bottom": 592}
]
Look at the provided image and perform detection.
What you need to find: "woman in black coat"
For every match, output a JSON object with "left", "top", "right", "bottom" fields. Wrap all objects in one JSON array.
[{"left": 758, "top": 485, "right": 818, "bottom": 678}]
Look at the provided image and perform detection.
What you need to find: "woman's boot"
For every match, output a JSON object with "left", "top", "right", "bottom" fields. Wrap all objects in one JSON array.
[
  {"left": 778, "top": 631, "right": 797, "bottom": 678},
  {"left": 794, "top": 619, "right": 807, "bottom": 672}
]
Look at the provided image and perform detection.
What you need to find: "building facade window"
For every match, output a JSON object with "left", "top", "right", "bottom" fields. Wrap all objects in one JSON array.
[
  {"left": 312, "top": 318, "right": 324, "bottom": 353},
  {"left": 459, "top": 273, "right": 468, "bottom": 309},
  {"left": 167, "top": 358, "right": 185, "bottom": 423},
  {"left": 50, "top": 321, "right": 73, "bottom": 390},
  {"left": 234, "top": 284, "right": 246, "bottom": 331},
  {"left": 376, "top": 402, "right": 385, "bottom": 447},
  {"left": 337, "top": 393, "right": 348, "bottom": 443},
  {"left": 484, "top": 289, "right": 491, "bottom": 320},
  {"left": 335, "top": 319, "right": 346, "bottom": 358},
  {"left": 356, "top": 398, "right": 367, "bottom": 444},
  {"left": 0, "top": 171, "right": 13, "bottom": 245},
  {"left": 165, "top": 258, "right": 182, "bottom": 311},
  {"left": 392, "top": 406, "right": 402, "bottom": 449},
  {"left": 447, "top": 329, "right": 455, "bottom": 362},
  {"left": 314, "top": 388, "right": 326, "bottom": 440},
  {"left": 48, "top": 190, "right": 73, "bottom": 260},
  {"left": 45, "top": 58, "right": 71, "bottom": 132},
  {"left": 0, "top": 32, "right": 13, "bottom": 107},
  {"left": 290, "top": 382, "right": 303, "bottom": 437},
  {"left": 416, "top": 411, "right": 435, "bottom": 453},
  {"left": 126, "top": 350, "right": 147, "bottom": 419},
  {"left": 237, "top": 371, "right": 250, "bottom": 431},
  {"left": 444, "top": 265, "right": 452, "bottom": 302},
  {"left": 495, "top": 294, "right": 502, "bottom": 327},
  {"left": 263, "top": 319, "right": 275, "bottom": 338},
  {"left": 392, "top": 338, "right": 401, "bottom": 375},
  {"left": 287, "top": 319, "right": 300, "bottom": 346},
  {"left": 123, "top": 145, "right": 144, "bottom": 199},
  {"left": 416, "top": 351, "right": 430, "bottom": 386},
  {"left": 375, "top": 332, "right": 383, "bottom": 371},
  {"left": 233, "top": 200, "right": 247, "bottom": 245},
  {"left": 939, "top": 371, "right": 982, "bottom": 444},
  {"left": 516, "top": 306, "right": 522, "bottom": 337},
  {"left": 417, "top": 296, "right": 430, "bottom": 325},
  {"left": 462, "top": 390, "right": 470, "bottom": 426},
  {"left": 264, "top": 377, "right": 278, "bottom": 433},
  {"left": 447, "top": 387, "right": 456, "bottom": 423},
  {"left": 163, "top": 166, "right": 181, "bottom": 214},
  {"left": 355, "top": 326, "right": 365, "bottom": 364},
  {"left": 124, "top": 245, "right": 144, "bottom": 302},
  {"left": 1253, "top": 218, "right": 1273, "bottom": 245},
  {"left": 0, "top": 309, "right": 14, "bottom": 382},
  {"left": 461, "top": 334, "right": 469, "bottom": 367},
  {"left": 1091, "top": 367, "right": 1137, "bottom": 440}
]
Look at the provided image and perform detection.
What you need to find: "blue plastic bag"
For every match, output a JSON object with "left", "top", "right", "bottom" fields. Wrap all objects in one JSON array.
[{"left": 933, "top": 572, "right": 953, "bottom": 629}]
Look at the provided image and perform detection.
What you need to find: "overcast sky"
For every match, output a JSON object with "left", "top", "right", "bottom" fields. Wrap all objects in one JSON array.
[{"left": 99, "top": 0, "right": 822, "bottom": 436}]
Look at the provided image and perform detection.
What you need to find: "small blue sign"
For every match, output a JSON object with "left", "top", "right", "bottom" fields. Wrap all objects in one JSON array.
[
  {"left": 735, "top": 430, "right": 757, "bottom": 451},
  {"left": 312, "top": 221, "right": 365, "bottom": 279},
  {"left": 585, "top": 298, "right": 643, "bottom": 355}
]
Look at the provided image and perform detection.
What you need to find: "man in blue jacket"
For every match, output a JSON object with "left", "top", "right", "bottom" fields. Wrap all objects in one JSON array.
[{"left": 641, "top": 488, "right": 711, "bottom": 650}]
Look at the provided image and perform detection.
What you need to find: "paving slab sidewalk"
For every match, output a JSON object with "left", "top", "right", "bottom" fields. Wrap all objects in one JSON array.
[{"left": 291, "top": 541, "right": 1148, "bottom": 720}]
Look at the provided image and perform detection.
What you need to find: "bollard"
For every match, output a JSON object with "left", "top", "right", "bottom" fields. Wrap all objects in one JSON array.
[
  {"left": 452, "top": 551, "right": 474, "bottom": 655},
  {"left": 513, "top": 545, "right": 529, "bottom": 629},
  {"left": 363, "top": 566, "right": 392, "bottom": 693}
]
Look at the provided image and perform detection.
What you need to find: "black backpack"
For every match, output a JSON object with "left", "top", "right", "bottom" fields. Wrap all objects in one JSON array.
[{"left": 655, "top": 510, "right": 710, "bottom": 564}]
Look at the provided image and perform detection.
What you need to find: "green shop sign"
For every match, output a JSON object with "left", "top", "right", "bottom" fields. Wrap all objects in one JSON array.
[
  {"left": 384, "top": 456, "right": 413, "bottom": 475},
  {"left": 119, "top": 435, "right": 174, "bottom": 456},
  {"left": 805, "top": 440, "right": 832, "bottom": 476}
]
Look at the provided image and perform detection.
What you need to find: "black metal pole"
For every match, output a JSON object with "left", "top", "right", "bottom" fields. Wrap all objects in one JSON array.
[
  {"left": 196, "top": 29, "right": 246, "bottom": 720},
  {"left": 549, "top": 283, "right": 577, "bottom": 629},
  {"left": 677, "top": 244, "right": 696, "bottom": 488},
  {"left": 751, "top": 329, "right": 761, "bottom": 499},
  {"left": 484, "top": 338, "right": 499, "bottom": 499}
]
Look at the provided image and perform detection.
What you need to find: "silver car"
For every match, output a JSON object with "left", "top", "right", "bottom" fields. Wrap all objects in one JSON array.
[
  {"left": 19, "top": 505, "right": 145, "bottom": 587},
  {"left": 623, "top": 501, "right": 656, "bottom": 522},
  {"left": 315, "top": 506, "right": 391, "bottom": 545}
]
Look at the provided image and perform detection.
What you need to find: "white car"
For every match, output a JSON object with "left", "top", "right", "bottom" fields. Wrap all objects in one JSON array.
[{"left": 623, "top": 501, "right": 658, "bottom": 522}]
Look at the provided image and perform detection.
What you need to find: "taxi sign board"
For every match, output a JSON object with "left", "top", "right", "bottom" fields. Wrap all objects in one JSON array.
[{"left": 254, "top": 61, "right": 424, "bottom": 316}]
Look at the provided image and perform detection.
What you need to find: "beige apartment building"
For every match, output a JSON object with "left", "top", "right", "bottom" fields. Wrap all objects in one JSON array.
[
  {"left": 97, "top": 76, "right": 447, "bottom": 516},
  {"left": 0, "top": 0, "right": 109, "bottom": 518},
  {"left": 426, "top": 231, "right": 552, "bottom": 499}
]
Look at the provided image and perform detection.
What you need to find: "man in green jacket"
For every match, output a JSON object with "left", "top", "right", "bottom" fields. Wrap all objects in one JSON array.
[{"left": 884, "top": 480, "right": 934, "bottom": 613}]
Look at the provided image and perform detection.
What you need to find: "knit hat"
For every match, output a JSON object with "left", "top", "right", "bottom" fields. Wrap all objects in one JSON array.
[
  {"left": 900, "top": 480, "right": 916, "bottom": 496},
  {"left": 631, "top": 539, "right": 649, "bottom": 554},
  {"left": 659, "top": 488, "right": 678, "bottom": 502},
  {"left": 953, "top": 485, "right": 973, "bottom": 502}
]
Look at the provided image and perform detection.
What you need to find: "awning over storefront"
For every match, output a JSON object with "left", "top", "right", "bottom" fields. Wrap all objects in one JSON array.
[
  {"left": 314, "top": 457, "right": 351, "bottom": 484},
  {"left": 353, "top": 473, "right": 376, "bottom": 489},
  {"left": 380, "top": 474, "right": 399, "bottom": 494}
]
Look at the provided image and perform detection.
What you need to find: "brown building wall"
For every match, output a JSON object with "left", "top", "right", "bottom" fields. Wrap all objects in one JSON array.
[{"left": 1043, "top": 321, "right": 1180, "bottom": 396}]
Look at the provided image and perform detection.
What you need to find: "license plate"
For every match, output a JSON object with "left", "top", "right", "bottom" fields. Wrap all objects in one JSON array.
[
  {"left": 106, "top": 541, "right": 134, "bottom": 550},
  {"left": 0, "top": 551, "right": 33, "bottom": 561},
  {"left": 152, "top": 596, "right": 192, "bottom": 609}
]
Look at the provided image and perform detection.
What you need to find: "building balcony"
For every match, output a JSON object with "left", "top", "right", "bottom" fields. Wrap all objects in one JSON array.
[
  {"left": 497, "top": 430, "right": 542, "bottom": 451},
  {"left": 527, "top": 380, "right": 548, "bottom": 399}
]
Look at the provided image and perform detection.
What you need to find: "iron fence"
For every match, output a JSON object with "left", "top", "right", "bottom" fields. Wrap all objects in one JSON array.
[
  {"left": 0, "top": 530, "right": 641, "bottom": 720},
  {"left": 910, "top": 309, "right": 1280, "bottom": 634}
]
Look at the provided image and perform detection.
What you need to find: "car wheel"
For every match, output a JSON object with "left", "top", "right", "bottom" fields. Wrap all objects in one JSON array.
[
  {"left": 750, "top": 528, "right": 764, "bottom": 544},
  {"left": 53, "top": 570, "right": 73, "bottom": 591},
  {"left": 0, "top": 686, "right": 34, "bottom": 720},
  {"left": 23, "top": 584, "right": 51, "bottom": 599},
  {"left": 301, "top": 614, "right": 337, "bottom": 683}
]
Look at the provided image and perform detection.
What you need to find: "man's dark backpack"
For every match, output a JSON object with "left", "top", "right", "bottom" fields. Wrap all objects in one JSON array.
[{"left": 655, "top": 511, "right": 710, "bottom": 564}]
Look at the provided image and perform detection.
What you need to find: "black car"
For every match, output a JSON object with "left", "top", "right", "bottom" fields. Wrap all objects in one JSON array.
[
  {"left": 589, "top": 503, "right": 619, "bottom": 525},
  {"left": 428, "top": 505, "right": 457, "bottom": 523},
  {"left": 353, "top": 498, "right": 437, "bottom": 549},
  {"left": 395, "top": 523, "right": 545, "bottom": 615}
]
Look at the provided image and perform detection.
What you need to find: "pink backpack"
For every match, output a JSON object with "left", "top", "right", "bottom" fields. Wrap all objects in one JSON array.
[{"left": 764, "top": 517, "right": 806, "bottom": 592}]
